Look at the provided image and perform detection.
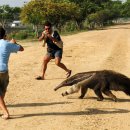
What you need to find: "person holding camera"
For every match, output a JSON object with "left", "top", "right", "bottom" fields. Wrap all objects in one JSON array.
[{"left": 0, "top": 27, "right": 24, "bottom": 119}]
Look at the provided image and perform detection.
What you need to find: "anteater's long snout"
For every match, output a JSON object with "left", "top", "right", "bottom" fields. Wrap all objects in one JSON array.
[
  {"left": 54, "top": 78, "right": 70, "bottom": 91},
  {"left": 54, "top": 72, "right": 95, "bottom": 91},
  {"left": 54, "top": 83, "right": 64, "bottom": 91}
]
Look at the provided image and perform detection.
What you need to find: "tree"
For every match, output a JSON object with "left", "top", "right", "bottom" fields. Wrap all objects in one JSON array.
[
  {"left": 0, "top": 5, "right": 21, "bottom": 27},
  {"left": 12, "top": 7, "right": 21, "bottom": 20},
  {"left": 66, "top": 0, "right": 111, "bottom": 29},
  {"left": 102, "top": 1, "right": 122, "bottom": 21},
  {"left": 20, "top": 0, "right": 79, "bottom": 32},
  {"left": 121, "top": 0, "right": 130, "bottom": 17},
  {"left": 20, "top": 0, "right": 45, "bottom": 36},
  {"left": 20, "top": 0, "right": 124, "bottom": 32},
  {"left": 88, "top": 9, "right": 111, "bottom": 29},
  {"left": 0, "top": 5, "right": 21, "bottom": 28},
  {"left": 45, "top": 1, "right": 80, "bottom": 30}
]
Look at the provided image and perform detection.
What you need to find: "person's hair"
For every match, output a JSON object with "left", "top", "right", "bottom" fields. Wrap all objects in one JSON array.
[
  {"left": 0, "top": 27, "right": 6, "bottom": 39},
  {"left": 44, "top": 21, "right": 52, "bottom": 27}
]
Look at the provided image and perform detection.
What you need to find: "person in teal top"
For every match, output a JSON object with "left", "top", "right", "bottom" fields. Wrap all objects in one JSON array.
[
  {"left": 0, "top": 27, "right": 24, "bottom": 119},
  {"left": 0, "top": 39, "right": 21, "bottom": 72}
]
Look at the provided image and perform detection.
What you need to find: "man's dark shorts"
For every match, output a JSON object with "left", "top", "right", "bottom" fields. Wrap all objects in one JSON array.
[
  {"left": 46, "top": 49, "right": 63, "bottom": 59},
  {"left": 0, "top": 72, "right": 9, "bottom": 96}
]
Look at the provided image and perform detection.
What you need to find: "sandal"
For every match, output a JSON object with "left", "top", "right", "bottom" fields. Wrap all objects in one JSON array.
[
  {"left": 66, "top": 70, "right": 72, "bottom": 78},
  {"left": 1, "top": 114, "right": 10, "bottom": 120},
  {"left": 36, "top": 76, "right": 44, "bottom": 80}
]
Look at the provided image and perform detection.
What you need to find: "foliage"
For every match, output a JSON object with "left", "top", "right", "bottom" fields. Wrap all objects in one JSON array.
[
  {"left": 61, "top": 21, "right": 78, "bottom": 32},
  {"left": 20, "top": 0, "right": 45, "bottom": 36},
  {"left": 20, "top": 1, "right": 45, "bottom": 25},
  {"left": 121, "top": 1, "right": 130, "bottom": 17},
  {"left": 8, "top": 30, "right": 36, "bottom": 40},
  {"left": 1, "top": 0, "right": 129, "bottom": 39},
  {"left": 20, "top": 0, "right": 79, "bottom": 32},
  {"left": 45, "top": 1, "right": 80, "bottom": 29},
  {"left": 0, "top": 5, "right": 21, "bottom": 27},
  {"left": 87, "top": 9, "right": 111, "bottom": 29}
]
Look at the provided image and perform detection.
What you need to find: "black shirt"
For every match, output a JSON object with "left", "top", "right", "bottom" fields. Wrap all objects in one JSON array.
[{"left": 46, "top": 31, "right": 62, "bottom": 52}]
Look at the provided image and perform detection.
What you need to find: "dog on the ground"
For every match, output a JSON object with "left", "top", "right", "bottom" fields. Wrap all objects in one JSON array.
[{"left": 54, "top": 70, "right": 130, "bottom": 102}]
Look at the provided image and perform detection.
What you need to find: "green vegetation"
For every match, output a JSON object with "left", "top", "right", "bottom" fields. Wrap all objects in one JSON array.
[
  {"left": 20, "top": 0, "right": 130, "bottom": 35},
  {"left": 8, "top": 30, "right": 36, "bottom": 40},
  {"left": 0, "top": 5, "right": 21, "bottom": 27},
  {"left": 1, "top": 0, "right": 130, "bottom": 40}
]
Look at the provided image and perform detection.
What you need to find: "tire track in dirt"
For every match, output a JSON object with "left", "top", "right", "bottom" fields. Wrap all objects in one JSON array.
[
  {"left": 1, "top": 24, "right": 130, "bottom": 130},
  {"left": 100, "top": 28, "right": 128, "bottom": 73}
]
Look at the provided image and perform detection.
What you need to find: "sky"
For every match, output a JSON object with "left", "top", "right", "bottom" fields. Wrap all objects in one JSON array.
[
  {"left": 0, "top": 0, "right": 30, "bottom": 7},
  {"left": 0, "top": 0, "right": 127, "bottom": 7}
]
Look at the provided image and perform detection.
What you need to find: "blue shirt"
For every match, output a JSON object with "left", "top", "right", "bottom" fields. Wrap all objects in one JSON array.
[{"left": 0, "top": 39, "right": 20, "bottom": 72}]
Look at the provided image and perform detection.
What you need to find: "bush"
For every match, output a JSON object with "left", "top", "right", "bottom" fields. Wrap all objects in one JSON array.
[
  {"left": 14, "top": 31, "right": 28, "bottom": 40},
  {"left": 62, "top": 21, "right": 78, "bottom": 32},
  {"left": 8, "top": 30, "right": 36, "bottom": 40}
]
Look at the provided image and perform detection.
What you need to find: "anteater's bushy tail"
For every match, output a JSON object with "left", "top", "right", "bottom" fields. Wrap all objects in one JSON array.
[
  {"left": 110, "top": 84, "right": 130, "bottom": 96},
  {"left": 109, "top": 72, "right": 130, "bottom": 96},
  {"left": 124, "top": 87, "right": 130, "bottom": 96}
]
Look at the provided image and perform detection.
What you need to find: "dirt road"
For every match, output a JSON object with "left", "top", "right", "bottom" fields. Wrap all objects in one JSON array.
[{"left": 1, "top": 24, "right": 130, "bottom": 130}]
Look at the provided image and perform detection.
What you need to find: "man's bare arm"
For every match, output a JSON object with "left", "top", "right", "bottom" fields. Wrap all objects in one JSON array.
[
  {"left": 10, "top": 38, "right": 24, "bottom": 51},
  {"left": 38, "top": 32, "right": 45, "bottom": 41}
]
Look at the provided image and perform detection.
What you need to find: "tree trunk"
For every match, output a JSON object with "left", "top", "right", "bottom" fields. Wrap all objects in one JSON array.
[{"left": 34, "top": 24, "right": 39, "bottom": 37}]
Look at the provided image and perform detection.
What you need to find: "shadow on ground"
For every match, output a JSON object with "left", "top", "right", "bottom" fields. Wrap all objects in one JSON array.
[
  {"left": 10, "top": 108, "right": 130, "bottom": 119},
  {"left": 7, "top": 101, "right": 72, "bottom": 107},
  {"left": 67, "top": 96, "right": 130, "bottom": 102}
]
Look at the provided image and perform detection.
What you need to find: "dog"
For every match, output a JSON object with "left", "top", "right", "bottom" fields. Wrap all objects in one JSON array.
[{"left": 54, "top": 70, "right": 130, "bottom": 102}]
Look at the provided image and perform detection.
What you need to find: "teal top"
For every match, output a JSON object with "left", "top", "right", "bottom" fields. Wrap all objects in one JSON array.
[{"left": 0, "top": 39, "right": 20, "bottom": 72}]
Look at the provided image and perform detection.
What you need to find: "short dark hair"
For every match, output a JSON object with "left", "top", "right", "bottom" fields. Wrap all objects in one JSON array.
[
  {"left": 44, "top": 21, "right": 52, "bottom": 27},
  {"left": 0, "top": 27, "right": 6, "bottom": 39}
]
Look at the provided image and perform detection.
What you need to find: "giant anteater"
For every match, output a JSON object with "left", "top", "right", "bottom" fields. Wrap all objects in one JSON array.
[{"left": 54, "top": 70, "right": 130, "bottom": 102}]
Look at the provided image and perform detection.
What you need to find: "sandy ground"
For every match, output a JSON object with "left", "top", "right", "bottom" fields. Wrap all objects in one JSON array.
[{"left": 1, "top": 24, "right": 130, "bottom": 130}]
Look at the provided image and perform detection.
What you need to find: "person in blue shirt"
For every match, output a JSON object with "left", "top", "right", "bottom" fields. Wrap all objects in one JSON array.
[
  {"left": 0, "top": 27, "right": 24, "bottom": 119},
  {"left": 36, "top": 21, "right": 71, "bottom": 80}
]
